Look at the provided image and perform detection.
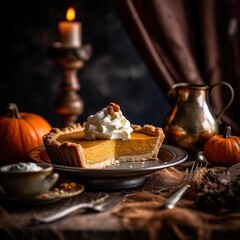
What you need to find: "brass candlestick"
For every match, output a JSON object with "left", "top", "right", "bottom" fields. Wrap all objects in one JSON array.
[{"left": 49, "top": 43, "right": 92, "bottom": 127}]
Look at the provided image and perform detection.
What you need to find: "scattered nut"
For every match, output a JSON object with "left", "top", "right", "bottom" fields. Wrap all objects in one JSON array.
[{"left": 59, "top": 182, "right": 77, "bottom": 191}]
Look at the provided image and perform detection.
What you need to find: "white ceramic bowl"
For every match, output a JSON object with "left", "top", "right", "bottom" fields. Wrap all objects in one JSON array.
[{"left": 0, "top": 162, "right": 59, "bottom": 196}]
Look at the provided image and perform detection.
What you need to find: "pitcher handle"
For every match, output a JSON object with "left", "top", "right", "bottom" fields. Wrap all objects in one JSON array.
[{"left": 210, "top": 81, "right": 234, "bottom": 122}]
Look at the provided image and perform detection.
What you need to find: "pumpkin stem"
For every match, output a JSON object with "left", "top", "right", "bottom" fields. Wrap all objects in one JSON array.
[
  {"left": 223, "top": 126, "right": 231, "bottom": 139},
  {"left": 7, "top": 103, "right": 21, "bottom": 119}
]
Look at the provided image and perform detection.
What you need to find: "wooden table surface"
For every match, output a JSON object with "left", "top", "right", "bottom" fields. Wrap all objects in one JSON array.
[
  {"left": 1, "top": 163, "right": 240, "bottom": 240},
  {"left": 0, "top": 186, "right": 146, "bottom": 240}
]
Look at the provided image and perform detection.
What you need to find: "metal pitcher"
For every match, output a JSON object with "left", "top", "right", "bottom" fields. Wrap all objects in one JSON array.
[{"left": 164, "top": 82, "right": 234, "bottom": 154}]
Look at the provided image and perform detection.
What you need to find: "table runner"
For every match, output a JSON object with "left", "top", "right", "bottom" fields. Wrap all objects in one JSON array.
[{"left": 112, "top": 167, "right": 240, "bottom": 240}]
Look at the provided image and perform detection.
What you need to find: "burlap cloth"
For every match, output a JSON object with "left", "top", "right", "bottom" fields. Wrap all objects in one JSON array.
[{"left": 111, "top": 167, "right": 240, "bottom": 240}]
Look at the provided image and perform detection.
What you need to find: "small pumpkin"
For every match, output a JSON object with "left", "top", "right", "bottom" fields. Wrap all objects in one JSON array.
[
  {"left": 203, "top": 126, "right": 240, "bottom": 166},
  {"left": 0, "top": 103, "right": 52, "bottom": 165}
]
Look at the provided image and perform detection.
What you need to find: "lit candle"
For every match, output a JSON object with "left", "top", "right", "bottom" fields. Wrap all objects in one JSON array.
[{"left": 58, "top": 7, "right": 81, "bottom": 48}]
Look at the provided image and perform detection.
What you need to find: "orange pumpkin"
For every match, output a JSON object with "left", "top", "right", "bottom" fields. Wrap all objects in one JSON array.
[
  {"left": 203, "top": 126, "right": 240, "bottom": 166},
  {"left": 0, "top": 103, "right": 52, "bottom": 165}
]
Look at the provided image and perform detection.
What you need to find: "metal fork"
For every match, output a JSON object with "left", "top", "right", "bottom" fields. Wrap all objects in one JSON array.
[
  {"left": 159, "top": 161, "right": 206, "bottom": 209},
  {"left": 32, "top": 193, "right": 122, "bottom": 224}
]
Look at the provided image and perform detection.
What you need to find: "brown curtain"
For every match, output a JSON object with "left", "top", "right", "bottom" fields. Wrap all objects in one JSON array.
[{"left": 112, "top": 0, "right": 240, "bottom": 135}]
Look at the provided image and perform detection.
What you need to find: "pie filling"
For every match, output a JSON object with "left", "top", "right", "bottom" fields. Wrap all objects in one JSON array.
[{"left": 56, "top": 131, "right": 158, "bottom": 164}]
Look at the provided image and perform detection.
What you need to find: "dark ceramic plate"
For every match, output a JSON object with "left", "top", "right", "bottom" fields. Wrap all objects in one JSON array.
[{"left": 29, "top": 144, "right": 188, "bottom": 191}]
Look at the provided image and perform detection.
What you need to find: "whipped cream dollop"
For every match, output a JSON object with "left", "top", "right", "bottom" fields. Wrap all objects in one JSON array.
[
  {"left": 2, "top": 162, "right": 43, "bottom": 172},
  {"left": 83, "top": 102, "right": 133, "bottom": 140}
]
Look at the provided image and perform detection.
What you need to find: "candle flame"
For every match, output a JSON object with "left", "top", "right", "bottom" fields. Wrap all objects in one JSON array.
[{"left": 66, "top": 7, "right": 76, "bottom": 21}]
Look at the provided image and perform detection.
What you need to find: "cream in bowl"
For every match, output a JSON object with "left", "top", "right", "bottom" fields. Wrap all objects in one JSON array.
[{"left": 0, "top": 162, "right": 59, "bottom": 197}]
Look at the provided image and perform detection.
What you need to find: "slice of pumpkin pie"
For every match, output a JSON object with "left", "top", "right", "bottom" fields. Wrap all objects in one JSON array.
[{"left": 43, "top": 102, "right": 165, "bottom": 169}]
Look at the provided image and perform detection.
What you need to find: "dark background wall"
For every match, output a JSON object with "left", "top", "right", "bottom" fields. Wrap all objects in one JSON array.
[{"left": 0, "top": 0, "right": 170, "bottom": 128}]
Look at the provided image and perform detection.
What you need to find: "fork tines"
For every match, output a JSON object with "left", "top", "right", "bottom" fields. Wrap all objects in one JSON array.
[{"left": 187, "top": 161, "right": 208, "bottom": 182}]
